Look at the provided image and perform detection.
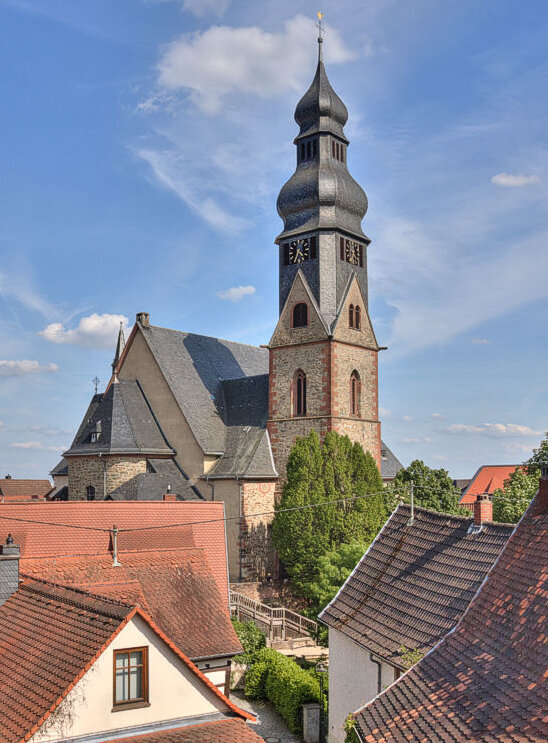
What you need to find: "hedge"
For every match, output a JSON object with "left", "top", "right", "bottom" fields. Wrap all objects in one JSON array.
[
  {"left": 230, "top": 617, "right": 266, "bottom": 662},
  {"left": 244, "top": 648, "right": 326, "bottom": 733}
]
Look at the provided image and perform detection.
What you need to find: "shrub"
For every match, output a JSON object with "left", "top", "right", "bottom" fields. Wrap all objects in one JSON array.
[
  {"left": 231, "top": 617, "right": 266, "bottom": 662},
  {"left": 244, "top": 647, "right": 325, "bottom": 733}
]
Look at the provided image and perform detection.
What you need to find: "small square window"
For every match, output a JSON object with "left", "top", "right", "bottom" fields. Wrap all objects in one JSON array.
[{"left": 114, "top": 647, "right": 148, "bottom": 707}]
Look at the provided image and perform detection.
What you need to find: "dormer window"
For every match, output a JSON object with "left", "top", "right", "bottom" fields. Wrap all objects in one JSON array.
[
  {"left": 292, "top": 303, "right": 308, "bottom": 328},
  {"left": 89, "top": 420, "right": 102, "bottom": 443},
  {"left": 114, "top": 647, "right": 148, "bottom": 708}
]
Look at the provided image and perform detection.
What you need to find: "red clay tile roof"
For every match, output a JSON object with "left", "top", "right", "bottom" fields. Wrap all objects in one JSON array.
[
  {"left": 0, "top": 579, "right": 252, "bottom": 743},
  {"left": 0, "top": 480, "right": 52, "bottom": 502},
  {"left": 21, "top": 547, "right": 242, "bottom": 660},
  {"left": 0, "top": 501, "right": 229, "bottom": 604},
  {"left": 111, "top": 719, "right": 263, "bottom": 743},
  {"left": 460, "top": 465, "right": 522, "bottom": 505},
  {"left": 354, "top": 493, "right": 548, "bottom": 742},
  {"left": 320, "top": 504, "right": 513, "bottom": 667}
]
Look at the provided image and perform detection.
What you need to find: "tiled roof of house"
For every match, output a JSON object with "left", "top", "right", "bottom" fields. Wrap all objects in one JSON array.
[
  {"left": 0, "top": 480, "right": 52, "bottom": 502},
  {"left": 64, "top": 379, "right": 175, "bottom": 457},
  {"left": 137, "top": 325, "right": 276, "bottom": 478},
  {"left": 0, "top": 579, "right": 252, "bottom": 743},
  {"left": 460, "top": 464, "right": 521, "bottom": 505},
  {"left": 110, "top": 719, "right": 263, "bottom": 743},
  {"left": 320, "top": 504, "right": 513, "bottom": 667},
  {"left": 354, "top": 491, "right": 548, "bottom": 742},
  {"left": 0, "top": 501, "right": 230, "bottom": 604},
  {"left": 21, "top": 546, "right": 242, "bottom": 660}
]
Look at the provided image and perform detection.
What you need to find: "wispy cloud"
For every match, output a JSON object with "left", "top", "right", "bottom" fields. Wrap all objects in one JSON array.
[
  {"left": 147, "top": 0, "right": 229, "bottom": 18},
  {"left": 0, "top": 360, "right": 58, "bottom": 378},
  {"left": 217, "top": 285, "right": 256, "bottom": 302},
  {"left": 39, "top": 314, "right": 129, "bottom": 349},
  {"left": 472, "top": 338, "right": 490, "bottom": 344},
  {"left": 6, "top": 424, "right": 72, "bottom": 437},
  {"left": 0, "top": 267, "right": 59, "bottom": 322},
  {"left": 9, "top": 441, "right": 66, "bottom": 452},
  {"left": 430, "top": 412, "right": 444, "bottom": 420},
  {"left": 491, "top": 173, "right": 541, "bottom": 187},
  {"left": 155, "top": 15, "right": 353, "bottom": 113},
  {"left": 445, "top": 423, "right": 542, "bottom": 438}
]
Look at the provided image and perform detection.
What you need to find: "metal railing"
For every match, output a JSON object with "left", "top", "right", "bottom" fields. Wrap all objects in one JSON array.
[{"left": 230, "top": 591, "right": 318, "bottom": 641}]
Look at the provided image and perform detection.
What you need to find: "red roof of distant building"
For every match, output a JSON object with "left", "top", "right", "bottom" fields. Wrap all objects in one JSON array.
[
  {"left": 0, "top": 479, "right": 52, "bottom": 502},
  {"left": 21, "top": 547, "right": 242, "bottom": 660},
  {"left": 0, "top": 579, "right": 252, "bottom": 743},
  {"left": 0, "top": 501, "right": 229, "bottom": 604},
  {"left": 354, "top": 488, "right": 548, "bottom": 742},
  {"left": 460, "top": 464, "right": 522, "bottom": 505}
]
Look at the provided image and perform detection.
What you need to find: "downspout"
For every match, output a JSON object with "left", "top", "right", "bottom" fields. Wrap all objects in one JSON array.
[
  {"left": 238, "top": 477, "right": 243, "bottom": 583},
  {"left": 99, "top": 452, "right": 107, "bottom": 499}
]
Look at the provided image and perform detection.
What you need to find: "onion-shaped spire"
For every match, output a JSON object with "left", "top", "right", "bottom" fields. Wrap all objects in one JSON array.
[{"left": 276, "top": 41, "right": 368, "bottom": 244}]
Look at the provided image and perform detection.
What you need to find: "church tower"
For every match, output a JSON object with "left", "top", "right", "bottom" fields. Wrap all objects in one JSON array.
[{"left": 267, "top": 34, "right": 381, "bottom": 479}]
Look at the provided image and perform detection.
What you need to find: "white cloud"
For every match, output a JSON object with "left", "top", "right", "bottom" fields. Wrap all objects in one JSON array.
[
  {"left": 402, "top": 415, "right": 413, "bottom": 422},
  {"left": 7, "top": 423, "right": 72, "bottom": 437},
  {"left": 147, "top": 0, "right": 229, "bottom": 18},
  {"left": 472, "top": 338, "right": 490, "bottom": 344},
  {"left": 491, "top": 173, "right": 541, "bottom": 187},
  {"left": 0, "top": 267, "right": 58, "bottom": 321},
  {"left": 39, "top": 313, "right": 129, "bottom": 349},
  {"left": 379, "top": 407, "right": 391, "bottom": 418},
  {"left": 217, "top": 285, "right": 256, "bottom": 302},
  {"left": 137, "top": 148, "right": 250, "bottom": 234},
  {"left": 156, "top": 15, "right": 353, "bottom": 113},
  {"left": 445, "top": 423, "right": 542, "bottom": 438},
  {"left": 430, "top": 412, "right": 444, "bottom": 420},
  {"left": 9, "top": 441, "right": 66, "bottom": 452},
  {"left": 0, "top": 360, "right": 58, "bottom": 378},
  {"left": 403, "top": 437, "right": 432, "bottom": 443}
]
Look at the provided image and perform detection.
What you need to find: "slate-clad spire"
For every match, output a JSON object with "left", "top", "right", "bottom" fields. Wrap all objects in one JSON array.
[
  {"left": 276, "top": 43, "right": 369, "bottom": 244},
  {"left": 111, "top": 322, "right": 126, "bottom": 372}
]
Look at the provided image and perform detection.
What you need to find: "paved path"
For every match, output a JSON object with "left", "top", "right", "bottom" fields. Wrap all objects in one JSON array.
[{"left": 232, "top": 691, "right": 302, "bottom": 743}]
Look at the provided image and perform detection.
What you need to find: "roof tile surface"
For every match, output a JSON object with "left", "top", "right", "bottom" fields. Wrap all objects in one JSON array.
[
  {"left": 320, "top": 504, "right": 513, "bottom": 666},
  {"left": 354, "top": 494, "right": 548, "bottom": 742},
  {"left": 0, "top": 480, "right": 52, "bottom": 501},
  {"left": 460, "top": 465, "right": 522, "bottom": 505},
  {"left": 110, "top": 719, "right": 263, "bottom": 743}
]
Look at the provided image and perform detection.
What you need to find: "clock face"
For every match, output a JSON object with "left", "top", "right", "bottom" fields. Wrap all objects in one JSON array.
[
  {"left": 345, "top": 240, "right": 360, "bottom": 265},
  {"left": 289, "top": 239, "right": 310, "bottom": 264}
]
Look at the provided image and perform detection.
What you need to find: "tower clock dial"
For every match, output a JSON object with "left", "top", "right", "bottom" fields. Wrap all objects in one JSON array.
[
  {"left": 289, "top": 238, "right": 310, "bottom": 264},
  {"left": 345, "top": 240, "right": 360, "bottom": 265}
]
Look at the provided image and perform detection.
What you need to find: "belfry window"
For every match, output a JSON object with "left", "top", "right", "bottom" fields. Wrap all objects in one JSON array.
[
  {"left": 292, "top": 303, "right": 308, "bottom": 328},
  {"left": 293, "top": 370, "right": 307, "bottom": 417},
  {"left": 350, "top": 371, "right": 361, "bottom": 416},
  {"left": 349, "top": 304, "right": 355, "bottom": 328},
  {"left": 299, "top": 138, "right": 318, "bottom": 163},
  {"left": 355, "top": 305, "right": 361, "bottom": 330},
  {"left": 332, "top": 139, "right": 345, "bottom": 162}
]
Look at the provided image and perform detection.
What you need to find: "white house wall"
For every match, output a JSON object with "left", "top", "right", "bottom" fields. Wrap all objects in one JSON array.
[
  {"left": 328, "top": 627, "right": 397, "bottom": 743},
  {"left": 30, "top": 615, "right": 227, "bottom": 743}
]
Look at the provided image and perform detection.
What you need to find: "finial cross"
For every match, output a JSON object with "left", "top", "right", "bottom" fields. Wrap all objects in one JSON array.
[
  {"left": 93, "top": 375, "right": 100, "bottom": 394},
  {"left": 317, "top": 10, "right": 325, "bottom": 39}
]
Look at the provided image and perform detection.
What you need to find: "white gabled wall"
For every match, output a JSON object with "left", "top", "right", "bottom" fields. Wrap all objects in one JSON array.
[
  {"left": 328, "top": 628, "right": 396, "bottom": 743},
  {"left": 30, "top": 615, "right": 228, "bottom": 743}
]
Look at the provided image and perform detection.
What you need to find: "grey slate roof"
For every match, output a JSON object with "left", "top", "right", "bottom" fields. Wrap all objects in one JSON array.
[
  {"left": 276, "top": 58, "right": 369, "bottom": 243},
  {"left": 49, "top": 458, "right": 68, "bottom": 476},
  {"left": 380, "top": 440, "right": 403, "bottom": 480},
  {"left": 320, "top": 504, "right": 513, "bottom": 668},
  {"left": 139, "top": 325, "right": 276, "bottom": 478},
  {"left": 108, "top": 458, "right": 200, "bottom": 501},
  {"left": 64, "top": 379, "right": 174, "bottom": 457}
]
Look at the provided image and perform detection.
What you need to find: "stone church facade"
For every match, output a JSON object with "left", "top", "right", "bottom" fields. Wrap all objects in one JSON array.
[{"left": 54, "top": 43, "right": 400, "bottom": 582}]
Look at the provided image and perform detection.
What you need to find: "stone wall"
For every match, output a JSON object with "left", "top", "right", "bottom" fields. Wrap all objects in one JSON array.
[
  {"left": 239, "top": 480, "right": 277, "bottom": 581},
  {"left": 68, "top": 456, "right": 147, "bottom": 500}
]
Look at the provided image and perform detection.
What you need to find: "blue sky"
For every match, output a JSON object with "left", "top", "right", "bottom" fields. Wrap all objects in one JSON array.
[{"left": 0, "top": 0, "right": 546, "bottom": 480}]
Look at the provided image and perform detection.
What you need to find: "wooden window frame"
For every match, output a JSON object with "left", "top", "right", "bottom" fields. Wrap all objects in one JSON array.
[{"left": 113, "top": 646, "right": 149, "bottom": 709}]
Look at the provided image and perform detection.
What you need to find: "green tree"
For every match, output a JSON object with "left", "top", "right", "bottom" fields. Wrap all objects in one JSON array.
[
  {"left": 393, "top": 459, "right": 464, "bottom": 515},
  {"left": 272, "top": 431, "right": 385, "bottom": 595},
  {"left": 302, "top": 539, "right": 370, "bottom": 615}
]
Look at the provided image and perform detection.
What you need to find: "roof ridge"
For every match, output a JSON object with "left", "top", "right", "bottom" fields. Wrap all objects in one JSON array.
[
  {"left": 21, "top": 545, "right": 205, "bottom": 561},
  {"left": 21, "top": 576, "right": 136, "bottom": 615},
  {"left": 146, "top": 324, "right": 267, "bottom": 352},
  {"left": 397, "top": 502, "right": 511, "bottom": 527}
]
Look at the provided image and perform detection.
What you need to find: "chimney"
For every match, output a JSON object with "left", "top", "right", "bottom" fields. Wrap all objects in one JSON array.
[
  {"left": 163, "top": 493, "right": 177, "bottom": 502},
  {"left": 535, "top": 464, "right": 548, "bottom": 515},
  {"left": 136, "top": 312, "right": 150, "bottom": 328},
  {"left": 474, "top": 493, "right": 493, "bottom": 526},
  {"left": 0, "top": 534, "right": 20, "bottom": 606}
]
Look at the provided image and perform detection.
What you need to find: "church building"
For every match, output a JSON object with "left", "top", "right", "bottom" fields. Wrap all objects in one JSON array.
[{"left": 53, "top": 38, "right": 400, "bottom": 582}]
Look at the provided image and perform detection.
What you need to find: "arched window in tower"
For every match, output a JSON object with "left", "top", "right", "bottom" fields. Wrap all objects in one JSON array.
[
  {"left": 86, "top": 485, "right": 96, "bottom": 501},
  {"left": 292, "top": 303, "right": 308, "bottom": 328},
  {"left": 355, "top": 305, "right": 361, "bottom": 330},
  {"left": 350, "top": 371, "right": 361, "bottom": 416},
  {"left": 293, "top": 370, "right": 307, "bottom": 417},
  {"left": 349, "top": 304, "right": 355, "bottom": 328}
]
